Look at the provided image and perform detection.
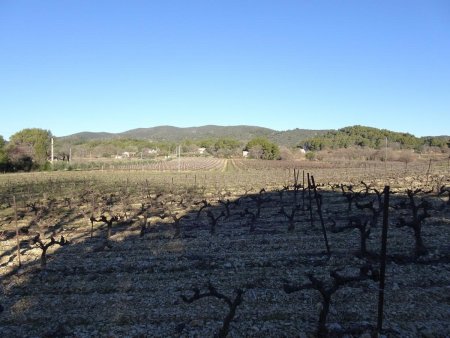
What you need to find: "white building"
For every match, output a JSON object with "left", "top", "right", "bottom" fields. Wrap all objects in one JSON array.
[{"left": 122, "top": 151, "right": 137, "bottom": 158}]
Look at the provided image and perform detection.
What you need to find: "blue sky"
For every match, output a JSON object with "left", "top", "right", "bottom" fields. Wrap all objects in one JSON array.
[{"left": 1, "top": 0, "right": 449, "bottom": 139}]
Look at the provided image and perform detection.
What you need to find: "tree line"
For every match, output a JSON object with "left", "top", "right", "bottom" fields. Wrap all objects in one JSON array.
[
  {"left": 302, "top": 125, "right": 449, "bottom": 151},
  {"left": 2, "top": 125, "right": 448, "bottom": 172},
  {"left": 58, "top": 136, "right": 279, "bottom": 160},
  {"left": 0, "top": 128, "right": 281, "bottom": 172}
]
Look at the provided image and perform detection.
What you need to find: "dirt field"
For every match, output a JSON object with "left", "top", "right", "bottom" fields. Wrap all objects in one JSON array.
[{"left": 0, "top": 158, "right": 449, "bottom": 337}]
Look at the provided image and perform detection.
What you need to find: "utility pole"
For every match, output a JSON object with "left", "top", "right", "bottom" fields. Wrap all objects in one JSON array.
[
  {"left": 178, "top": 145, "right": 181, "bottom": 172},
  {"left": 51, "top": 137, "right": 54, "bottom": 164},
  {"left": 384, "top": 137, "right": 388, "bottom": 174},
  {"left": 69, "top": 147, "right": 72, "bottom": 163}
]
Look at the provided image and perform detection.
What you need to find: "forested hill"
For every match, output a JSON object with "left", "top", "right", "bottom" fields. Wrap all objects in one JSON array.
[
  {"left": 60, "top": 125, "right": 327, "bottom": 147},
  {"left": 303, "top": 125, "right": 450, "bottom": 150},
  {"left": 58, "top": 125, "right": 449, "bottom": 150}
]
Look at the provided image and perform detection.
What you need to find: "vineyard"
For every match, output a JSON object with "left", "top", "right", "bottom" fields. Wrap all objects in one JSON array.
[{"left": 0, "top": 158, "right": 449, "bottom": 337}]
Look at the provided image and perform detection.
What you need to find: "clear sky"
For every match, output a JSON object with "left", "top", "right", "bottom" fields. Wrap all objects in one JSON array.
[{"left": 1, "top": 0, "right": 449, "bottom": 139}]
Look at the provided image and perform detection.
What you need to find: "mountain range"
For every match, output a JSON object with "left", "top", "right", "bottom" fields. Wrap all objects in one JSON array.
[
  {"left": 59, "top": 125, "right": 328, "bottom": 147},
  {"left": 59, "top": 125, "right": 449, "bottom": 149}
]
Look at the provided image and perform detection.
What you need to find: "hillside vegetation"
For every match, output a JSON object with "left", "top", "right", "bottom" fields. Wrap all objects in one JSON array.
[
  {"left": 1, "top": 125, "right": 449, "bottom": 172},
  {"left": 303, "top": 125, "right": 449, "bottom": 151},
  {"left": 57, "top": 125, "right": 449, "bottom": 160},
  {"left": 60, "top": 125, "right": 327, "bottom": 147}
]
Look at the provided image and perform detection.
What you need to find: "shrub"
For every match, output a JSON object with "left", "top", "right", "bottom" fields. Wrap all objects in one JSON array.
[{"left": 305, "top": 152, "right": 316, "bottom": 161}]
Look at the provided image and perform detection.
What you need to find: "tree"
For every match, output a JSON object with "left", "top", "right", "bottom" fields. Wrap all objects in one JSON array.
[
  {"left": 0, "top": 136, "right": 9, "bottom": 171},
  {"left": 8, "top": 128, "right": 52, "bottom": 168},
  {"left": 213, "top": 138, "right": 241, "bottom": 157},
  {"left": 279, "top": 146, "right": 294, "bottom": 160},
  {"left": 194, "top": 138, "right": 242, "bottom": 157},
  {"left": 245, "top": 137, "right": 280, "bottom": 160},
  {"left": 397, "top": 150, "right": 416, "bottom": 170}
]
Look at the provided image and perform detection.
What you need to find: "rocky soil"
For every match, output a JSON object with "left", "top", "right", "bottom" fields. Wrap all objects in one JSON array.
[{"left": 0, "top": 174, "right": 449, "bottom": 337}]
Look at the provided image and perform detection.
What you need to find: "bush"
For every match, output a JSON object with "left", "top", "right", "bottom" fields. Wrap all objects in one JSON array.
[
  {"left": 305, "top": 152, "right": 316, "bottom": 160},
  {"left": 245, "top": 137, "right": 280, "bottom": 160}
]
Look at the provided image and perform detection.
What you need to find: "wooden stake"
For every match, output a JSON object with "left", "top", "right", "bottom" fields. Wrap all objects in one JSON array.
[
  {"left": 307, "top": 173, "right": 314, "bottom": 227},
  {"left": 302, "top": 170, "right": 305, "bottom": 211},
  {"left": 13, "top": 196, "right": 21, "bottom": 267},
  {"left": 425, "top": 159, "right": 432, "bottom": 186},
  {"left": 91, "top": 195, "right": 95, "bottom": 238}
]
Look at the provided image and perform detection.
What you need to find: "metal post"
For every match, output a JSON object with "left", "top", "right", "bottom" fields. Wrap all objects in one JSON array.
[
  {"left": 311, "top": 175, "right": 330, "bottom": 255},
  {"left": 377, "top": 185, "right": 390, "bottom": 334}
]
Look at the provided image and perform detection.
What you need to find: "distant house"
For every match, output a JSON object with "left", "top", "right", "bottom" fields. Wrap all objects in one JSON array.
[
  {"left": 298, "top": 148, "right": 306, "bottom": 154},
  {"left": 242, "top": 150, "right": 249, "bottom": 158},
  {"left": 122, "top": 151, "right": 137, "bottom": 158},
  {"left": 198, "top": 147, "right": 206, "bottom": 154}
]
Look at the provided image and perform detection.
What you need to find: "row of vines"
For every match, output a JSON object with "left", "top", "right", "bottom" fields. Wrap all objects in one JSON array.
[{"left": 0, "top": 162, "right": 449, "bottom": 336}]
